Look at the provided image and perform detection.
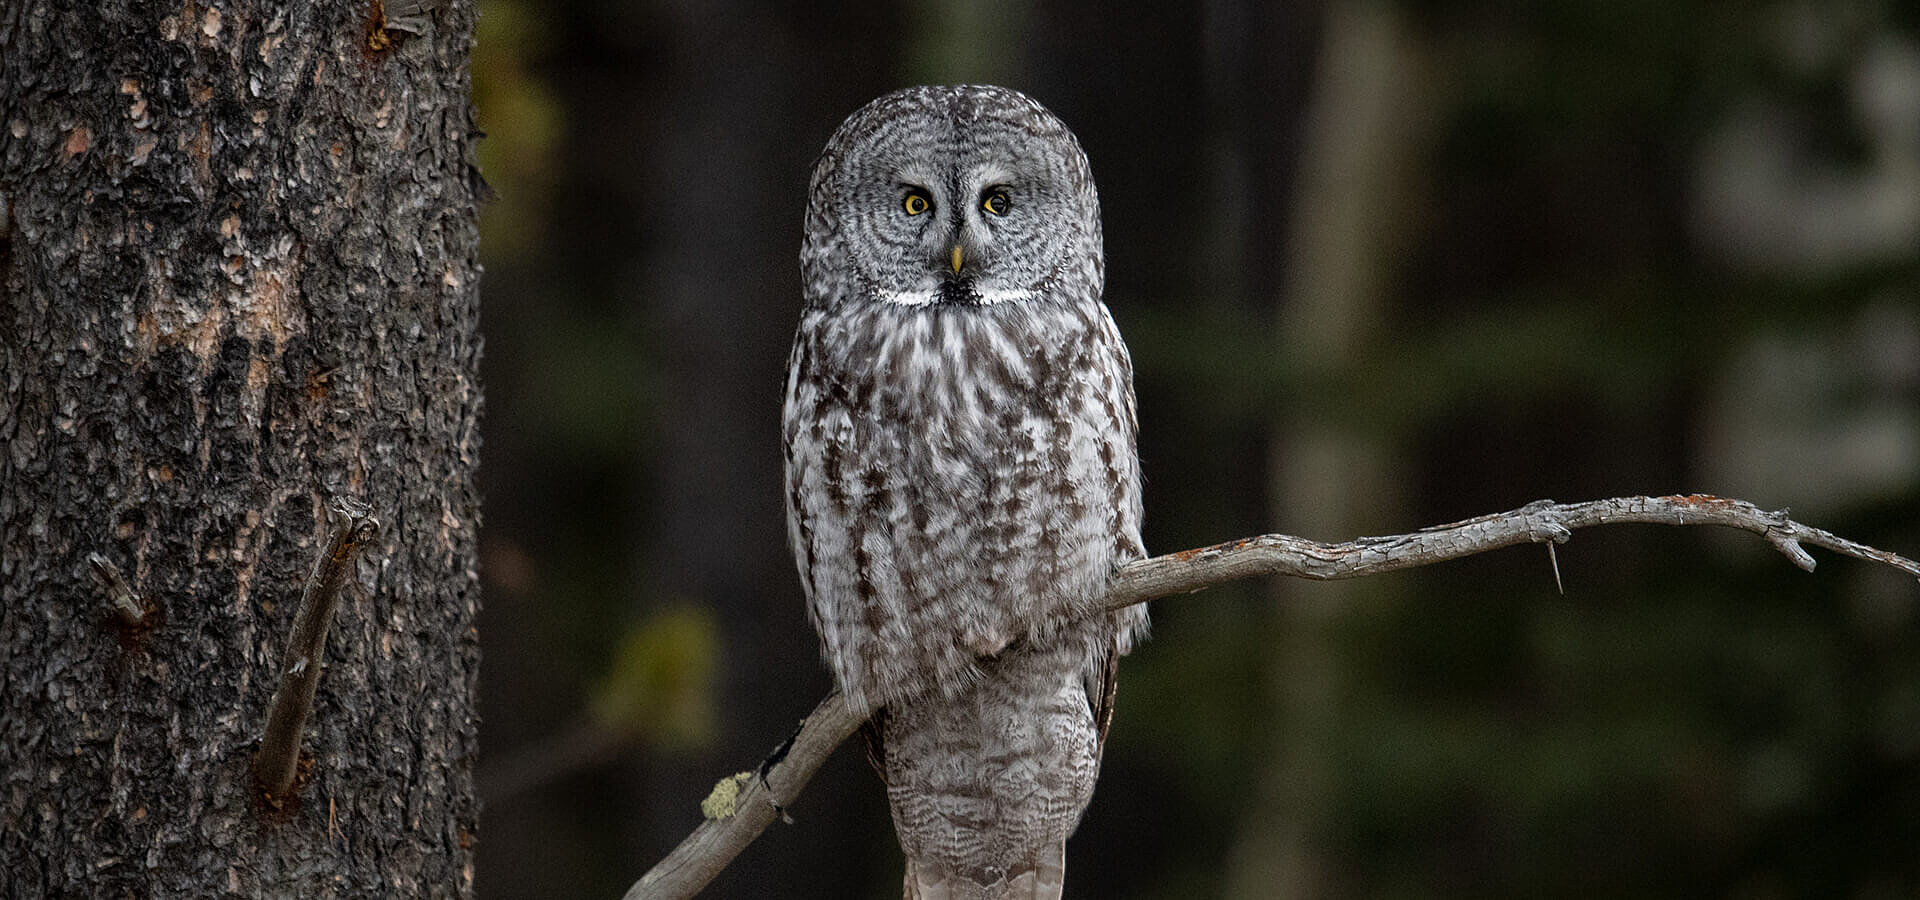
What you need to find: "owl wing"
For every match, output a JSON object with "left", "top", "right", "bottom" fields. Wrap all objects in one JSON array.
[
  {"left": 859, "top": 709, "right": 889, "bottom": 779},
  {"left": 1091, "top": 302, "right": 1148, "bottom": 748},
  {"left": 1089, "top": 633, "right": 1122, "bottom": 749}
]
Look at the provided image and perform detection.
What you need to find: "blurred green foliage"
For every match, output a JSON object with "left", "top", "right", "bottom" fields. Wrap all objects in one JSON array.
[
  {"left": 592, "top": 606, "right": 720, "bottom": 749},
  {"left": 472, "top": 0, "right": 561, "bottom": 260}
]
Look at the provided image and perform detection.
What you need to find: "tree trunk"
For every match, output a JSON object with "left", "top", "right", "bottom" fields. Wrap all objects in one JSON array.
[{"left": 0, "top": 1, "right": 483, "bottom": 896}]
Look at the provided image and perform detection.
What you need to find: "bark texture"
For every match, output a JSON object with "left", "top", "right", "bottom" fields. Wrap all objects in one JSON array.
[{"left": 0, "top": 0, "right": 483, "bottom": 896}]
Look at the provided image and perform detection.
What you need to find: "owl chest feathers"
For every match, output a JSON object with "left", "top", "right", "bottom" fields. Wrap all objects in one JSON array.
[{"left": 784, "top": 292, "right": 1140, "bottom": 711}]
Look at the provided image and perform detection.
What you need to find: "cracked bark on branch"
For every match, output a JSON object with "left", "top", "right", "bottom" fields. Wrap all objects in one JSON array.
[{"left": 623, "top": 494, "right": 1919, "bottom": 900}]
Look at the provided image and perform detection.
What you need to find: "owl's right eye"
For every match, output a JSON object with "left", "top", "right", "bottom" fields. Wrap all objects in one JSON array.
[{"left": 903, "top": 190, "right": 931, "bottom": 216}]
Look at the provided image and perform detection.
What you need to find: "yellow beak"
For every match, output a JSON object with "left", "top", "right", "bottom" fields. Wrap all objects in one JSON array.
[{"left": 949, "top": 245, "right": 963, "bottom": 274}]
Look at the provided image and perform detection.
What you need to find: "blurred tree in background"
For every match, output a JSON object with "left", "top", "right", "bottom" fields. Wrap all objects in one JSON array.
[{"left": 470, "top": 0, "right": 1919, "bottom": 897}]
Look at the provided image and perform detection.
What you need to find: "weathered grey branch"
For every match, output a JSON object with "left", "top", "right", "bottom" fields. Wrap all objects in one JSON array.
[
  {"left": 254, "top": 500, "right": 381, "bottom": 805},
  {"left": 624, "top": 692, "right": 865, "bottom": 900},
  {"left": 1105, "top": 494, "right": 1920, "bottom": 609},
  {"left": 622, "top": 494, "right": 1918, "bottom": 899}
]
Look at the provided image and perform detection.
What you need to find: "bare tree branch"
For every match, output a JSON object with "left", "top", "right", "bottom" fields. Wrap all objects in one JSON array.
[
  {"left": 1106, "top": 494, "right": 1920, "bottom": 609},
  {"left": 624, "top": 692, "right": 865, "bottom": 900},
  {"left": 622, "top": 494, "right": 1919, "bottom": 899},
  {"left": 254, "top": 500, "right": 381, "bottom": 805}
]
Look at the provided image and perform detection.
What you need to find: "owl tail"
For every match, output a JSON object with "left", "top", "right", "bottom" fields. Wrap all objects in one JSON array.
[{"left": 903, "top": 842, "right": 1066, "bottom": 900}]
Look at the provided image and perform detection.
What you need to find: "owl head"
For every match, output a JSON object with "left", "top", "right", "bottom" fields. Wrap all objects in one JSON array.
[{"left": 803, "top": 85, "right": 1103, "bottom": 309}]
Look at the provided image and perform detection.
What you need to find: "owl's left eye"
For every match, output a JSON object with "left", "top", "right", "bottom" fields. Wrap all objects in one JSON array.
[{"left": 982, "top": 189, "right": 1010, "bottom": 216}]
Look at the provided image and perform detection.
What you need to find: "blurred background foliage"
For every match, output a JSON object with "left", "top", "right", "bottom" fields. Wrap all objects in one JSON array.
[{"left": 469, "top": 0, "right": 1919, "bottom": 896}]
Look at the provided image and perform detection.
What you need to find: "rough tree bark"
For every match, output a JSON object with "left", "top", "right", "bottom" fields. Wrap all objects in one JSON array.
[{"left": 0, "top": 0, "right": 483, "bottom": 896}]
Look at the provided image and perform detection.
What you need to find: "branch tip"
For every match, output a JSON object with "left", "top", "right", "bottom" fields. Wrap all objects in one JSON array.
[{"left": 1768, "top": 533, "right": 1818, "bottom": 572}]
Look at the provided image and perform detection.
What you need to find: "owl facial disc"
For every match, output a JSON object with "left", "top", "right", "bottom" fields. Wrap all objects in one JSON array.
[{"left": 804, "top": 84, "right": 1102, "bottom": 312}]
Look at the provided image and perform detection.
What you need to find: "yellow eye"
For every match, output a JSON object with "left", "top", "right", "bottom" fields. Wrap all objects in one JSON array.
[
  {"left": 982, "top": 190, "right": 1010, "bottom": 216},
  {"left": 904, "top": 192, "right": 930, "bottom": 215}
]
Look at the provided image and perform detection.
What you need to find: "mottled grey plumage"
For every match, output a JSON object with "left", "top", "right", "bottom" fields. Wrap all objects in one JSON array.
[{"left": 783, "top": 85, "right": 1147, "bottom": 898}]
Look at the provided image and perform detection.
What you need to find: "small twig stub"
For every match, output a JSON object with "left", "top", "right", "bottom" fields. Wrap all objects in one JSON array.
[
  {"left": 87, "top": 552, "right": 149, "bottom": 627},
  {"left": 252, "top": 499, "right": 381, "bottom": 806}
]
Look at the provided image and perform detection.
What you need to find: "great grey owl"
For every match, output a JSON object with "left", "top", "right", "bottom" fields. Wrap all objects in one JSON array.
[{"left": 783, "top": 85, "right": 1147, "bottom": 899}]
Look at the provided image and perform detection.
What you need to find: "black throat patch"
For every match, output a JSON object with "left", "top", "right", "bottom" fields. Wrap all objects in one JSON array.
[{"left": 937, "top": 279, "right": 981, "bottom": 307}]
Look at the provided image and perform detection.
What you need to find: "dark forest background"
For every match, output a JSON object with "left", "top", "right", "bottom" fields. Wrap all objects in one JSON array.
[{"left": 468, "top": 1, "right": 1920, "bottom": 897}]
